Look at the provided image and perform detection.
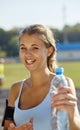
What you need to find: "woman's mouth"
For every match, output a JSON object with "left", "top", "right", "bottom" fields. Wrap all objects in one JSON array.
[{"left": 25, "top": 59, "right": 36, "bottom": 65}]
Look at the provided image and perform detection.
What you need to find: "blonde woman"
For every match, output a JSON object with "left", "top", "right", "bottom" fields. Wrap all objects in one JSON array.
[{"left": 2, "top": 24, "right": 80, "bottom": 130}]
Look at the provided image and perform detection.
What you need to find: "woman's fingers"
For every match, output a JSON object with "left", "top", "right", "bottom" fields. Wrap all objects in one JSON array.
[
  {"left": 8, "top": 123, "right": 16, "bottom": 130},
  {"left": 58, "top": 86, "right": 72, "bottom": 93},
  {"left": 52, "top": 92, "right": 77, "bottom": 102},
  {"left": 21, "top": 118, "right": 34, "bottom": 130},
  {"left": 29, "top": 117, "right": 34, "bottom": 124},
  {"left": 52, "top": 98, "right": 77, "bottom": 107},
  {"left": 8, "top": 118, "right": 34, "bottom": 130},
  {"left": 22, "top": 123, "right": 33, "bottom": 130},
  {"left": 51, "top": 86, "right": 77, "bottom": 112}
]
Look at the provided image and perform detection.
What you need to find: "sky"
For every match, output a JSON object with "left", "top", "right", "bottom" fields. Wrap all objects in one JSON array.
[{"left": 0, "top": 0, "right": 80, "bottom": 30}]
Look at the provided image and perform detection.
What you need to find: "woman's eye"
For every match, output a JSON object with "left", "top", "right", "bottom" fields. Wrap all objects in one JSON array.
[
  {"left": 33, "top": 47, "right": 39, "bottom": 50},
  {"left": 20, "top": 47, "right": 26, "bottom": 50}
]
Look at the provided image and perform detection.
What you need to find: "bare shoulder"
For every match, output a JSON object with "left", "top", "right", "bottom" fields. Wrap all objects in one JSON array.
[
  {"left": 8, "top": 80, "right": 23, "bottom": 107},
  {"left": 66, "top": 76, "right": 73, "bottom": 83},
  {"left": 66, "top": 76, "right": 76, "bottom": 95},
  {"left": 66, "top": 76, "right": 74, "bottom": 86}
]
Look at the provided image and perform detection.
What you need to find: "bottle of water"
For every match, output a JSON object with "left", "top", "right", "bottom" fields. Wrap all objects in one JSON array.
[{"left": 50, "top": 67, "right": 69, "bottom": 130}]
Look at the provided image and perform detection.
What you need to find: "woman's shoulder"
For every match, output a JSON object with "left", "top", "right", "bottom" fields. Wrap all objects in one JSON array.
[
  {"left": 66, "top": 76, "right": 77, "bottom": 96},
  {"left": 8, "top": 80, "right": 24, "bottom": 107},
  {"left": 10, "top": 80, "right": 23, "bottom": 92}
]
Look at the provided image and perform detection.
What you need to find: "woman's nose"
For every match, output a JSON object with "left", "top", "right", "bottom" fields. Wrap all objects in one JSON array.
[{"left": 25, "top": 50, "right": 32, "bottom": 57}]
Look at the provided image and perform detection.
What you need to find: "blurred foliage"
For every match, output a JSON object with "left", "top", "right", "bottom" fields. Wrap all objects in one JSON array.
[
  {"left": 0, "top": 23, "right": 80, "bottom": 57},
  {"left": 51, "top": 23, "right": 80, "bottom": 43}
]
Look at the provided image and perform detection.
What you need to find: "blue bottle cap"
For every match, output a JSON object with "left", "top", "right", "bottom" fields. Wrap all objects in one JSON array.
[{"left": 56, "top": 67, "right": 64, "bottom": 75}]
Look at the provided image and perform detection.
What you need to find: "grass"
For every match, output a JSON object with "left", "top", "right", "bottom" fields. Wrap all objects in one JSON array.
[
  {"left": 58, "top": 61, "right": 80, "bottom": 88},
  {"left": 2, "top": 61, "right": 80, "bottom": 89},
  {"left": 3, "top": 63, "right": 30, "bottom": 89}
]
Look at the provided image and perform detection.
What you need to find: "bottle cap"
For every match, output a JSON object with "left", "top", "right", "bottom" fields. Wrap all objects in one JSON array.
[{"left": 56, "top": 67, "right": 64, "bottom": 75}]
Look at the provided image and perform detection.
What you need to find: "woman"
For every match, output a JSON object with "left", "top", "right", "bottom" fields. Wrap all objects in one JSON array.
[{"left": 2, "top": 24, "right": 80, "bottom": 130}]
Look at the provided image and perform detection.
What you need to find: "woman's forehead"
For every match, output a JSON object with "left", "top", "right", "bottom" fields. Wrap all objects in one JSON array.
[{"left": 19, "top": 34, "right": 46, "bottom": 47}]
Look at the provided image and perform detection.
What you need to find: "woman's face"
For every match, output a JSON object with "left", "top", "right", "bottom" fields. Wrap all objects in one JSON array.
[{"left": 19, "top": 33, "right": 53, "bottom": 72}]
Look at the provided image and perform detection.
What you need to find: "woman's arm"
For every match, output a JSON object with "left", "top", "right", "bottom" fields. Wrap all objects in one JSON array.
[
  {"left": 3, "top": 82, "right": 34, "bottom": 130},
  {"left": 3, "top": 82, "right": 20, "bottom": 130},
  {"left": 67, "top": 78, "right": 80, "bottom": 130}
]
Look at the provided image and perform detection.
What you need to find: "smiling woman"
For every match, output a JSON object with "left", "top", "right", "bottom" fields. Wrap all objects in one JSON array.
[
  {"left": 2, "top": 24, "right": 80, "bottom": 130},
  {"left": 19, "top": 33, "right": 54, "bottom": 72}
]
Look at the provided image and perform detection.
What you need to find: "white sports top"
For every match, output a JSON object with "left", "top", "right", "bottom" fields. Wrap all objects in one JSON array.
[{"left": 14, "top": 80, "right": 52, "bottom": 130}]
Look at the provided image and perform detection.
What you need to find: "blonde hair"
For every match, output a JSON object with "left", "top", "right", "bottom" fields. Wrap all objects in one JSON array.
[{"left": 19, "top": 24, "right": 57, "bottom": 72}]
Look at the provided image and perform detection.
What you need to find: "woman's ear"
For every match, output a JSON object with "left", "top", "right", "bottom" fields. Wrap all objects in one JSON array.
[{"left": 47, "top": 46, "right": 54, "bottom": 57}]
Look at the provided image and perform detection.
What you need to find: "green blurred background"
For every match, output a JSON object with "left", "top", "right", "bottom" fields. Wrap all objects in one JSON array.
[{"left": 3, "top": 61, "right": 80, "bottom": 89}]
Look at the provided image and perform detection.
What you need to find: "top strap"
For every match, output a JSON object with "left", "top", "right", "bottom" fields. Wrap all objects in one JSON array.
[{"left": 18, "top": 79, "right": 25, "bottom": 99}]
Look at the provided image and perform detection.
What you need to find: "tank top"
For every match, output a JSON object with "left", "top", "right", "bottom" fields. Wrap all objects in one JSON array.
[{"left": 14, "top": 80, "right": 51, "bottom": 130}]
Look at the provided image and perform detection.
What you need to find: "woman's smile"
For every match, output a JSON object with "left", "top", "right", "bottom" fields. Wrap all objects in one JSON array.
[{"left": 25, "top": 59, "right": 36, "bottom": 65}]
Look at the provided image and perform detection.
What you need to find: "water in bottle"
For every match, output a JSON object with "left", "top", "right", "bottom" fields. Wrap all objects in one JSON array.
[{"left": 50, "top": 67, "right": 69, "bottom": 130}]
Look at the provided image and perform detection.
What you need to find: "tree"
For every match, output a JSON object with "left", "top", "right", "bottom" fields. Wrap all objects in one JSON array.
[{"left": 6, "top": 36, "right": 19, "bottom": 56}]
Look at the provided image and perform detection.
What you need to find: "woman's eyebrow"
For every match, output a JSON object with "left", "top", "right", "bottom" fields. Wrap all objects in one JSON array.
[
  {"left": 31, "top": 44, "right": 40, "bottom": 47},
  {"left": 20, "top": 43, "right": 25, "bottom": 46},
  {"left": 19, "top": 43, "right": 40, "bottom": 47}
]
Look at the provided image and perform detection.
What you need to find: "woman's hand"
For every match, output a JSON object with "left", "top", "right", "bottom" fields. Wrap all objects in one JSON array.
[
  {"left": 51, "top": 78, "right": 79, "bottom": 119},
  {"left": 8, "top": 118, "right": 34, "bottom": 130},
  {"left": 51, "top": 77, "right": 80, "bottom": 130}
]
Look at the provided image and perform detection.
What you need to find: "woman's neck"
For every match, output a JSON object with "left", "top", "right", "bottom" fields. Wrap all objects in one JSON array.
[{"left": 30, "top": 68, "right": 54, "bottom": 88}]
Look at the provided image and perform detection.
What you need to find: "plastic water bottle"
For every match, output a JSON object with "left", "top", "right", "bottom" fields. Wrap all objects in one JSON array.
[{"left": 50, "top": 67, "right": 69, "bottom": 130}]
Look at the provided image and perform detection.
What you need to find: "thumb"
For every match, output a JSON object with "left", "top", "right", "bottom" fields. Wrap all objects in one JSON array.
[
  {"left": 29, "top": 117, "right": 34, "bottom": 124},
  {"left": 9, "top": 123, "right": 15, "bottom": 128}
]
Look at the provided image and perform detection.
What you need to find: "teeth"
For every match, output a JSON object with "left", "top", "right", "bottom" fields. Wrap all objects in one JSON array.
[{"left": 26, "top": 60, "right": 34, "bottom": 64}]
